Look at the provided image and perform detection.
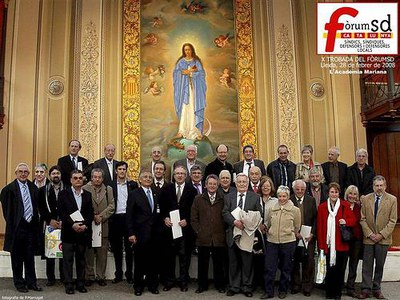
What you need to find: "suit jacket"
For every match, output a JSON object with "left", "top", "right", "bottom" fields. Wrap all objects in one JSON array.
[
  {"left": 83, "top": 182, "right": 115, "bottom": 238},
  {"left": 347, "top": 163, "right": 376, "bottom": 196},
  {"left": 266, "top": 159, "right": 296, "bottom": 190},
  {"left": 173, "top": 158, "right": 206, "bottom": 180},
  {"left": 0, "top": 179, "right": 40, "bottom": 252},
  {"left": 92, "top": 158, "right": 119, "bottom": 187},
  {"left": 109, "top": 179, "right": 138, "bottom": 215},
  {"left": 38, "top": 182, "right": 66, "bottom": 224},
  {"left": 159, "top": 182, "right": 198, "bottom": 238},
  {"left": 151, "top": 179, "right": 169, "bottom": 195},
  {"left": 321, "top": 161, "right": 348, "bottom": 194},
  {"left": 57, "top": 155, "right": 89, "bottom": 187},
  {"left": 222, "top": 190, "right": 262, "bottom": 247},
  {"left": 126, "top": 187, "right": 161, "bottom": 245},
  {"left": 57, "top": 188, "right": 94, "bottom": 245},
  {"left": 306, "top": 182, "right": 329, "bottom": 205},
  {"left": 360, "top": 192, "right": 397, "bottom": 245},
  {"left": 142, "top": 160, "right": 172, "bottom": 182},
  {"left": 233, "top": 159, "right": 266, "bottom": 176},
  {"left": 204, "top": 158, "right": 234, "bottom": 179},
  {"left": 290, "top": 194, "right": 317, "bottom": 236}
]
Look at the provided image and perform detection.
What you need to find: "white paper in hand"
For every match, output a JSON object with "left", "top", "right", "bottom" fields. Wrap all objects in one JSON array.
[
  {"left": 92, "top": 221, "right": 102, "bottom": 247},
  {"left": 298, "top": 225, "right": 312, "bottom": 248},
  {"left": 70, "top": 210, "right": 84, "bottom": 222},
  {"left": 170, "top": 209, "right": 183, "bottom": 239},
  {"left": 231, "top": 207, "right": 242, "bottom": 220}
]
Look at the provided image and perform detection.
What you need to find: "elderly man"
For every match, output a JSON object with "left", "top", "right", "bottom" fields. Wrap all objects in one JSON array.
[
  {"left": 145, "top": 146, "right": 171, "bottom": 181},
  {"left": 233, "top": 145, "right": 266, "bottom": 178},
  {"left": 222, "top": 173, "right": 261, "bottom": 297},
  {"left": 191, "top": 174, "right": 226, "bottom": 294},
  {"left": 347, "top": 148, "right": 376, "bottom": 196},
  {"left": 92, "top": 144, "right": 119, "bottom": 187},
  {"left": 290, "top": 179, "right": 317, "bottom": 297},
  {"left": 218, "top": 170, "right": 237, "bottom": 195},
  {"left": 57, "top": 139, "right": 89, "bottom": 186},
  {"left": 204, "top": 144, "right": 234, "bottom": 179},
  {"left": 173, "top": 144, "right": 206, "bottom": 179},
  {"left": 359, "top": 176, "right": 397, "bottom": 300},
  {"left": 58, "top": 170, "right": 94, "bottom": 294},
  {"left": 267, "top": 144, "right": 296, "bottom": 190},
  {"left": 321, "top": 146, "right": 348, "bottom": 197},
  {"left": 83, "top": 168, "right": 115, "bottom": 287},
  {"left": 0, "top": 163, "right": 42, "bottom": 293},
  {"left": 248, "top": 166, "right": 262, "bottom": 193},
  {"left": 306, "top": 167, "right": 329, "bottom": 206}
]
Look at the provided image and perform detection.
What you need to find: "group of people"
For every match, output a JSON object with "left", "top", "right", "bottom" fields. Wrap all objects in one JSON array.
[{"left": 0, "top": 140, "right": 397, "bottom": 300}]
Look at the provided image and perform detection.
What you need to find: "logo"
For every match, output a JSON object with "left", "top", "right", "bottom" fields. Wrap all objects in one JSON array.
[{"left": 317, "top": 3, "right": 398, "bottom": 55}]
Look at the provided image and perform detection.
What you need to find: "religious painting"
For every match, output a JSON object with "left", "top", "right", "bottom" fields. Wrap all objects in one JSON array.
[{"left": 140, "top": 0, "right": 240, "bottom": 167}]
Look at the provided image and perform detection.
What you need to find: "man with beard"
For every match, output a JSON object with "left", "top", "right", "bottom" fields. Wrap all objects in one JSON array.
[
  {"left": 306, "top": 168, "right": 329, "bottom": 206},
  {"left": 38, "top": 165, "right": 66, "bottom": 286}
]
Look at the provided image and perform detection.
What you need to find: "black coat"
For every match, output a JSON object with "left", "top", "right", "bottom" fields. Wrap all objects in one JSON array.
[
  {"left": 204, "top": 158, "right": 234, "bottom": 179},
  {"left": 266, "top": 159, "right": 296, "bottom": 190},
  {"left": 92, "top": 158, "right": 119, "bottom": 187},
  {"left": 321, "top": 161, "right": 348, "bottom": 195},
  {"left": 233, "top": 159, "right": 266, "bottom": 176},
  {"left": 290, "top": 194, "right": 317, "bottom": 235},
  {"left": 0, "top": 179, "right": 40, "bottom": 252},
  {"left": 347, "top": 163, "right": 376, "bottom": 196},
  {"left": 57, "top": 155, "right": 89, "bottom": 187},
  {"left": 109, "top": 179, "right": 138, "bottom": 215},
  {"left": 306, "top": 182, "right": 329, "bottom": 205},
  {"left": 38, "top": 183, "right": 66, "bottom": 224},
  {"left": 57, "top": 188, "right": 94, "bottom": 245}
]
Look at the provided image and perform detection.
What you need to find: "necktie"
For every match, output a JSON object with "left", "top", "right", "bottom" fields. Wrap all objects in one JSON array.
[
  {"left": 72, "top": 157, "right": 77, "bottom": 169},
  {"left": 210, "top": 195, "right": 215, "bottom": 204},
  {"left": 253, "top": 184, "right": 258, "bottom": 193},
  {"left": 238, "top": 193, "right": 244, "bottom": 209},
  {"left": 194, "top": 183, "right": 201, "bottom": 194},
  {"left": 177, "top": 185, "right": 182, "bottom": 203},
  {"left": 374, "top": 195, "right": 380, "bottom": 222},
  {"left": 22, "top": 184, "right": 33, "bottom": 222},
  {"left": 156, "top": 182, "right": 161, "bottom": 188},
  {"left": 146, "top": 189, "right": 154, "bottom": 212},
  {"left": 247, "top": 162, "right": 252, "bottom": 174}
]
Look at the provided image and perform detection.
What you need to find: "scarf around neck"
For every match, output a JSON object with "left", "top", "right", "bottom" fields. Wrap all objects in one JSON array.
[{"left": 327, "top": 198, "right": 340, "bottom": 266}]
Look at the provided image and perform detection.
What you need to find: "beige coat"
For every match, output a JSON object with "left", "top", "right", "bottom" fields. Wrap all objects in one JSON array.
[
  {"left": 360, "top": 192, "right": 397, "bottom": 245},
  {"left": 83, "top": 182, "right": 115, "bottom": 238},
  {"left": 266, "top": 201, "right": 301, "bottom": 244}
]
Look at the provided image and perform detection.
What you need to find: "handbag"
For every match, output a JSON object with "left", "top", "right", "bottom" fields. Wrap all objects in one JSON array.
[
  {"left": 315, "top": 249, "right": 326, "bottom": 284},
  {"left": 340, "top": 205, "right": 353, "bottom": 242},
  {"left": 44, "top": 225, "right": 63, "bottom": 258}
]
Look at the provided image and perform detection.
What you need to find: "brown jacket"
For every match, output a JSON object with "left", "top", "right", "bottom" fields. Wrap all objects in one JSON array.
[
  {"left": 191, "top": 191, "right": 226, "bottom": 247},
  {"left": 360, "top": 192, "right": 397, "bottom": 245},
  {"left": 83, "top": 182, "right": 115, "bottom": 238}
]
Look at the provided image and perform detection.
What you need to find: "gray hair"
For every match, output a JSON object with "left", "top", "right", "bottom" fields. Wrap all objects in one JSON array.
[
  {"left": 15, "top": 162, "right": 30, "bottom": 173},
  {"left": 277, "top": 185, "right": 290, "bottom": 197},
  {"left": 91, "top": 168, "right": 104, "bottom": 178},
  {"left": 205, "top": 174, "right": 219, "bottom": 184},
  {"left": 329, "top": 146, "right": 340, "bottom": 155},
  {"left": 236, "top": 172, "right": 249, "bottom": 183},
  {"left": 344, "top": 185, "right": 359, "bottom": 201},
  {"left": 309, "top": 167, "right": 321, "bottom": 176},
  {"left": 292, "top": 179, "right": 306, "bottom": 189},
  {"left": 373, "top": 175, "right": 386, "bottom": 185},
  {"left": 219, "top": 170, "right": 231, "bottom": 179},
  {"left": 356, "top": 148, "right": 368, "bottom": 157}
]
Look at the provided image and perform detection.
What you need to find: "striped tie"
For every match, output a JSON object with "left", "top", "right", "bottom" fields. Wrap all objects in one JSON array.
[{"left": 22, "top": 184, "right": 33, "bottom": 222}]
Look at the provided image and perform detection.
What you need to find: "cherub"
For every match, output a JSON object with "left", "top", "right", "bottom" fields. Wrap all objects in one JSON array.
[
  {"left": 151, "top": 16, "right": 162, "bottom": 28},
  {"left": 214, "top": 33, "right": 233, "bottom": 48},
  {"left": 144, "top": 33, "right": 158, "bottom": 45},
  {"left": 219, "top": 68, "right": 233, "bottom": 88},
  {"left": 144, "top": 81, "right": 163, "bottom": 96},
  {"left": 143, "top": 65, "right": 166, "bottom": 80}
]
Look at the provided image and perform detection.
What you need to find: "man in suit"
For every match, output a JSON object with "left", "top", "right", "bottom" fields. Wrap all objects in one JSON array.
[
  {"left": 306, "top": 168, "right": 329, "bottom": 207},
  {"left": 347, "top": 148, "right": 376, "bottom": 197},
  {"left": 159, "top": 165, "right": 198, "bottom": 292},
  {"left": 92, "top": 143, "right": 119, "bottom": 187},
  {"left": 222, "top": 173, "right": 262, "bottom": 297},
  {"left": 248, "top": 166, "right": 262, "bottom": 193},
  {"left": 290, "top": 179, "right": 317, "bottom": 297},
  {"left": 151, "top": 160, "right": 168, "bottom": 194},
  {"left": 359, "top": 175, "right": 397, "bottom": 299},
  {"left": 58, "top": 170, "right": 94, "bottom": 294},
  {"left": 173, "top": 144, "right": 206, "bottom": 180},
  {"left": 190, "top": 164, "right": 204, "bottom": 194},
  {"left": 83, "top": 168, "right": 115, "bottom": 287},
  {"left": 0, "top": 163, "right": 42, "bottom": 293},
  {"left": 108, "top": 161, "right": 138, "bottom": 284},
  {"left": 38, "top": 165, "right": 66, "bottom": 286},
  {"left": 204, "top": 144, "right": 234, "bottom": 179},
  {"left": 233, "top": 145, "right": 266, "bottom": 178},
  {"left": 266, "top": 144, "right": 296, "bottom": 191},
  {"left": 321, "top": 146, "right": 348, "bottom": 197},
  {"left": 57, "top": 139, "right": 89, "bottom": 187},
  {"left": 127, "top": 169, "right": 161, "bottom": 295}
]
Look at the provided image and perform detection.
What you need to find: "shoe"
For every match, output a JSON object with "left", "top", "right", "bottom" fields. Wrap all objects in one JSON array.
[
  {"left": 372, "top": 291, "right": 385, "bottom": 299},
  {"left": 163, "top": 285, "right": 173, "bottom": 291},
  {"left": 17, "top": 287, "right": 28, "bottom": 293},
  {"left": 27, "top": 284, "right": 43, "bottom": 291},
  {"left": 218, "top": 288, "right": 226, "bottom": 293},
  {"left": 134, "top": 290, "right": 142, "bottom": 296},
  {"left": 112, "top": 277, "right": 123, "bottom": 284},
  {"left": 127, "top": 278, "right": 134, "bottom": 284},
  {"left": 98, "top": 279, "right": 107, "bottom": 286},
  {"left": 77, "top": 286, "right": 88, "bottom": 293},
  {"left": 85, "top": 280, "right": 94, "bottom": 287},
  {"left": 358, "top": 292, "right": 370, "bottom": 299},
  {"left": 180, "top": 285, "right": 188, "bottom": 292},
  {"left": 304, "top": 291, "right": 311, "bottom": 297},
  {"left": 196, "top": 288, "right": 206, "bottom": 293},
  {"left": 260, "top": 294, "right": 274, "bottom": 299},
  {"left": 65, "top": 287, "right": 75, "bottom": 294},
  {"left": 347, "top": 291, "right": 358, "bottom": 298},
  {"left": 278, "top": 292, "right": 287, "bottom": 299},
  {"left": 227, "top": 290, "right": 236, "bottom": 296},
  {"left": 150, "top": 289, "right": 159, "bottom": 294},
  {"left": 46, "top": 280, "right": 56, "bottom": 286},
  {"left": 244, "top": 291, "right": 253, "bottom": 297}
]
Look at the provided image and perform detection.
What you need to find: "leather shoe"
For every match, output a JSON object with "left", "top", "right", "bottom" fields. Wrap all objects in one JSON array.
[
  {"left": 358, "top": 292, "right": 370, "bottom": 299},
  {"left": 227, "top": 290, "right": 236, "bottom": 296},
  {"left": 373, "top": 291, "right": 385, "bottom": 299},
  {"left": 180, "top": 286, "right": 188, "bottom": 292},
  {"left": 218, "top": 288, "right": 226, "bottom": 293},
  {"left": 260, "top": 293, "right": 274, "bottom": 299},
  {"left": 278, "top": 292, "right": 287, "bottom": 299},
  {"left": 304, "top": 291, "right": 311, "bottom": 297},
  {"left": 150, "top": 289, "right": 159, "bottom": 294},
  {"left": 17, "top": 287, "right": 28, "bottom": 293},
  {"left": 134, "top": 290, "right": 142, "bottom": 296},
  {"left": 85, "top": 280, "right": 94, "bottom": 287},
  {"left": 196, "top": 288, "right": 206, "bottom": 293},
  {"left": 28, "top": 284, "right": 43, "bottom": 291},
  {"left": 77, "top": 286, "right": 87, "bottom": 293},
  {"left": 65, "top": 287, "right": 75, "bottom": 294},
  {"left": 98, "top": 279, "right": 107, "bottom": 286},
  {"left": 46, "top": 280, "right": 56, "bottom": 286},
  {"left": 112, "top": 277, "right": 122, "bottom": 284},
  {"left": 244, "top": 291, "right": 253, "bottom": 297},
  {"left": 162, "top": 285, "right": 173, "bottom": 291}
]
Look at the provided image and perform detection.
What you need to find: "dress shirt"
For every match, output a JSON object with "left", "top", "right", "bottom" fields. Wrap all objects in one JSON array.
[
  {"left": 106, "top": 159, "right": 114, "bottom": 180},
  {"left": 193, "top": 181, "right": 202, "bottom": 194},
  {"left": 70, "top": 155, "right": 78, "bottom": 168},
  {"left": 72, "top": 187, "right": 83, "bottom": 211},
  {"left": 311, "top": 186, "right": 322, "bottom": 206},
  {"left": 329, "top": 162, "right": 339, "bottom": 184},
  {"left": 116, "top": 181, "right": 128, "bottom": 214},
  {"left": 209, "top": 193, "right": 216, "bottom": 204},
  {"left": 186, "top": 159, "right": 196, "bottom": 172},
  {"left": 155, "top": 178, "right": 164, "bottom": 188},
  {"left": 243, "top": 160, "right": 254, "bottom": 175},
  {"left": 18, "top": 180, "right": 33, "bottom": 222},
  {"left": 142, "top": 187, "right": 154, "bottom": 211},
  {"left": 175, "top": 182, "right": 186, "bottom": 195}
]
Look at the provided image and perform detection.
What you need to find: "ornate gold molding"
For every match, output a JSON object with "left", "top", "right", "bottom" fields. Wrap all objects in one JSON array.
[
  {"left": 276, "top": 24, "right": 300, "bottom": 157},
  {"left": 122, "top": 0, "right": 140, "bottom": 179},
  {"left": 235, "top": 0, "right": 258, "bottom": 156},
  {"left": 79, "top": 21, "right": 99, "bottom": 162}
]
